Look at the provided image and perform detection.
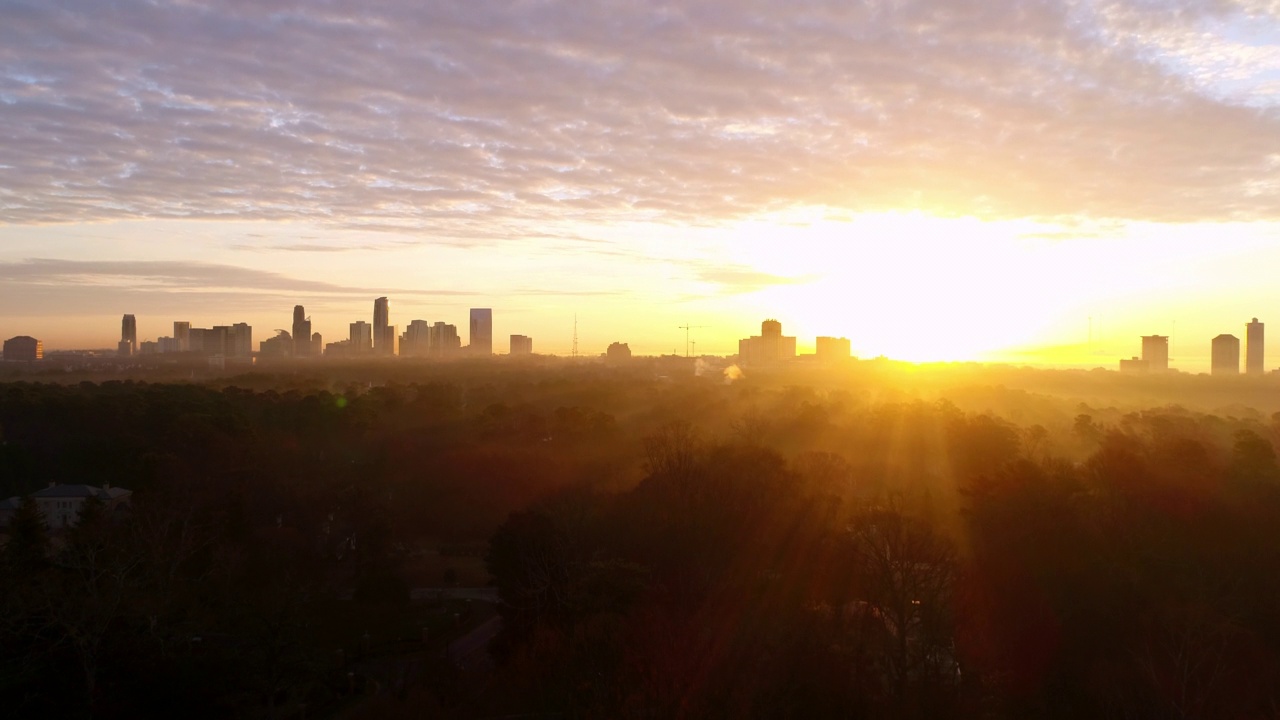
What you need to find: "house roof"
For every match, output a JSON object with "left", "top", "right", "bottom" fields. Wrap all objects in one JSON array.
[{"left": 30, "top": 484, "right": 131, "bottom": 500}]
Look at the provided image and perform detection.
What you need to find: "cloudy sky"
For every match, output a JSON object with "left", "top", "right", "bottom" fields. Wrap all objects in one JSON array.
[{"left": 4, "top": 0, "right": 1280, "bottom": 367}]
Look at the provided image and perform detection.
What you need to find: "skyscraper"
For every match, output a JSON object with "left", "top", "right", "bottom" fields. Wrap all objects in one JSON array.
[
  {"left": 231, "top": 323, "right": 253, "bottom": 358},
  {"left": 1141, "top": 335, "right": 1169, "bottom": 372},
  {"left": 1212, "top": 334, "right": 1240, "bottom": 376},
  {"left": 429, "top": 322, "right": 461, "bottom": 356},
  {"left": 470, "top": 308, "right": 493, "bottom": 355},
  {"left": 292, "top": 305, "right": 311, "bottom": 357},
  {"left": 207, "top": 326, "right": 230, "bottom": 357},
  {"left": 373, "top": 297, "right": 391, "bottom": 355},
  {"left": 1247, "top": 318, "right": 1264, "bottom": 375},
  {"left": 120, "top": 314, "right": 137, "bottom": 356},
  {"left": 510, "top": 334, "right": 533, "bottom": 355},
  {"left": 173, "top": 321, "right": 190, "bottom": 352},
  {"left": 350, "top": 321, "right": 372, "bottom": 353},
  {"left": 401, "top": 320, "right": 432, "bottom": 356}
]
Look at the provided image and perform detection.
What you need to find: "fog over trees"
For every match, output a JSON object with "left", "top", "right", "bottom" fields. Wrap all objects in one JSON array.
[{"left": 4, "top": 360, "right": 1280, "bottom": 717}]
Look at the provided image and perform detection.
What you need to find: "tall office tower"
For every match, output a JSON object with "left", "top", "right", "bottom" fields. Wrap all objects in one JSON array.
[
  {"left": 373, "top": 297, "right": 390, "bottom": 355},
  {"left": 292, "top": 305, "right": 311, "bottom": 357},
  {"left": 120, "top": 314, "right": 137, "bottom": 356},
  {"left": 401, "top": 320, "right": 432, "bottom": 356},
  {"left": 510, "top": 334, "right": 533, "bottom": 355},
  {"left": 230, "top": 323, "right": 253, "bottom": 358},
  {"left": 350, "top": 321, "right": 372, "bottom": 353},
  {"left": 1212, "top": 334, "right": 1240, "bottom": 376},
  {"left": 259, "top": 330, "right": 292, "bottom": 358},
  {"left": 312, "top": 332, "right": 322, "bottom": 356},
  {"left": 470, "top": 308, "right": 493, "bottom": 355},
  {"left": 173, "top": 321, "right": 191, "bottom": 352},
  {"left": 1141, "top": 335, "right": 1170, "bottom": 372},
  {"left": 1247, "top": 318, "right": 1265, "bottom": 375},
  {"left": 429, "top": 322, "right": 461, "bottom": 356},
  {"left": 205, "top": 326, "right": 231, "bottom": 356}
]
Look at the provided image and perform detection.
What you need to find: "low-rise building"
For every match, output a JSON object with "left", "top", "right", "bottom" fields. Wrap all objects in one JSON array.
[{"left": 28, "top": 483, "right": 132, "bottom": 530}]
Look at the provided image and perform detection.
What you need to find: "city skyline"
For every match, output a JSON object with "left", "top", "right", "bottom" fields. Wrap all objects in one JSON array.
[{"left": 10, "top": 305, "right": 1280, "bottom": 379}]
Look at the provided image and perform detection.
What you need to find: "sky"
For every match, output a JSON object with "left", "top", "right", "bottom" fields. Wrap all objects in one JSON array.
[{"left": 4, "top": 0, "right": 1280, "bottom": 370}]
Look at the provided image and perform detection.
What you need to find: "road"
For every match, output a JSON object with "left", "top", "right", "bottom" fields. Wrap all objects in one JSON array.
[{"left": 450, "top": 614, "right": 503, "bottom": 670}]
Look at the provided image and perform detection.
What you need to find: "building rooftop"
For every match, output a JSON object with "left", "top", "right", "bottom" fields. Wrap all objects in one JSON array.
[{"left": 30, "top": 484, "right": 131, "bottom": 500}]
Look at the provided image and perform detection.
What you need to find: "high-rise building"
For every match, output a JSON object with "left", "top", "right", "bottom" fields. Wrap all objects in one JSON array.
[
  {"left": 606, "top": 342, "right": 631, "bottom": 362},
  {"left": 815, "top": 336, "right": 851, "bottom": 361},
  {"left": 292, "top": 306, "right": 311, "bottom": 357},
  {"left": 510, "top": 334, "right": 533, "bottom": 355},
  {"left": 120, "top": 314, "right": 137, "bottom": 356},
  {"left": 231, "top": 323, "right": 253, "bottom": 358},
  {"left": 350, "top": 321, "right": 372, "bottom": 353},
  {"left": 429, "top": 322, "right": 461, "bottom": 356},
  {"left": 1247, "top": 318, "right": 1264, "bottom": 375},
  {"left": 470, "top": 308, "right": 493, "bottom": 355},
  {"left": 739, "top": 319, "right": 797, "bottom": 365},
  {"left": 3, "top": 336, "right": 42, "bottom": 362},
  {"left": 373, "top": 297, "right": 391, "bottom": 355},
  {"left": 312, "top": 332, "right": 322, "bottom": 356},
  {"left": 207, "top": 326, "right": 231, "bottom": 357},
  {"left": 173, "top": 321, "right": 190, "bottom": 352},
  {"left": 1141, "top": 335, "right": 1169, "bottom": 372},
  {"left": 401, "top": 320, "right": 432, "bottom": 357},
  {"left": 1212, "top": 334, "right": 1240, "bottom": 376},
  {"left": 260, "top": 330, "right": 292, "bottom": 357}
]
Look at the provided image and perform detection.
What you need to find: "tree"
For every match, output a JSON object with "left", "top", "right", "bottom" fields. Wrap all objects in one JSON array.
[
  {"left": 848, "top": 506, "right": 960, "bottom": 715},
  {"left": 642, "top": 421, "right": 700, "bottom": 479},
  {"left": 4, "top": 495, "right": 49, "bottom": 572}
]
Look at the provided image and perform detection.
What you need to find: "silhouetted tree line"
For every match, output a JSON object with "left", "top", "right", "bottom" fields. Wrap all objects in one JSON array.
[
  {"left": 480, "top": 406, "right": 1280, "bottom": 717},
  {"left": 3, "top": 371, "right": 1280, "bottom": 717}
]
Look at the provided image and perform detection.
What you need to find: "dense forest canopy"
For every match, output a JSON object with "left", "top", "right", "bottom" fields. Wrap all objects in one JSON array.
[{"left": 3, "top": 359, "right": 1280, "bottom": 717}]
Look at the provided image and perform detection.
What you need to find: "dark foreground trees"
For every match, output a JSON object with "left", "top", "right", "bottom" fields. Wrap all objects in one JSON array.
[
  {"left": 486, "top": 413, "right": 1280, "bottom": 719},
  {"left": 5, "top": 374, "right": 1280, "bottom": 717}
]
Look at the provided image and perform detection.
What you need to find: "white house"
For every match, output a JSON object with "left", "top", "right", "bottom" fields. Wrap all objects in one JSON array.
[{"left": 27, "top": 483, "right": 133, "bottom": 529}]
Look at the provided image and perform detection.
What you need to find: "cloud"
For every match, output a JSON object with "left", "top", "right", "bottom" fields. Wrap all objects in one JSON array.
[
  {"left": 230, "top": 242, "right": 404, "bottom": 252},
  {"left": 2, "top": 0, "right": 1280, "bottom": 230},
  {"left": 694, "top": 265, "right": 813, "bottom": 294},
  {"left": 0, "top": 257, "right": 474, "bottom": 297}
]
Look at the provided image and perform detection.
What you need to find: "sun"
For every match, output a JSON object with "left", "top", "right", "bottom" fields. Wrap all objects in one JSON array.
[{"left": 723, "top": 210, "right": 1093, "bottom": 362}]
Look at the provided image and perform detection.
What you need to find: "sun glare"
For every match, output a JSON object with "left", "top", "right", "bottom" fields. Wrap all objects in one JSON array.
[{"left": 724, "top": 211, "right": 1105, "bottom": 362}]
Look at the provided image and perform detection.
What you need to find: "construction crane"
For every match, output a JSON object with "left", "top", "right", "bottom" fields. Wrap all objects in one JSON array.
[{"left": 678, "top": 324, "right": 708, "bottom": 358}]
